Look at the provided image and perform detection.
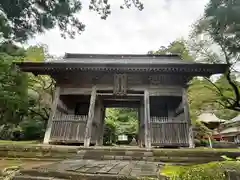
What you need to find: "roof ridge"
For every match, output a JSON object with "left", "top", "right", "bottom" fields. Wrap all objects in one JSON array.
[{"left": 64, "top": 53, "right": 181, "bottom": 59}]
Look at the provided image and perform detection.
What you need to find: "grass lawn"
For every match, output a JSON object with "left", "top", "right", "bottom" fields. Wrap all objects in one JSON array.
[{"left": 161, "top": 165, "right": 184, "bottom": 177}]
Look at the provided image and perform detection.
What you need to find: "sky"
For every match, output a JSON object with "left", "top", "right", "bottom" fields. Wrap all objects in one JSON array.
[{"left": 27, "top": 0, "right": 209, "bottom": 56}]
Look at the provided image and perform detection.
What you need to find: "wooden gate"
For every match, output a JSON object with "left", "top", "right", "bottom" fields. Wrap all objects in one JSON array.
[
  {"left": 50, "top": 114, "right": 97, "bottom": 144},
  {"left": 150, "top": 114, "right": 189, "bottom": 147}
]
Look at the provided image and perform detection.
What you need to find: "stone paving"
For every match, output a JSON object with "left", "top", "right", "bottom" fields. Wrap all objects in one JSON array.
[{"left": 31, "top": 159, "right": 161, "bottom": 178}]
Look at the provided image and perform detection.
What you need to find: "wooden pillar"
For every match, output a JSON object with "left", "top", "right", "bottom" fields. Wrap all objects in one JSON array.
[
  {"left": 84, "top": 86, "right": 97, "bottom": 147},
  {"left": 96, "top": 100, "right": 105, "bottom": 146},
  {"left": 138, "top": 107, "right": 141, "bottom": 147},
  {"left": 99, "top": 107, "right": 106, "bottom": 145},
  {"left": 138, "top": 102, "right": 144, "bottom": 147},
  {"left": 43, "top": 86, "right": 60, "bottom": 144},
  {"left": 144, "top": 89, "right": 151, "bottom": 149},
  {"left": 182, "top": 87, "right": 195, "bottom": 148}
]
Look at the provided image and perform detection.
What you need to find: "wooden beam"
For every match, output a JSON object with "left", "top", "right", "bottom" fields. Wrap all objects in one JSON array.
[
  {"left": 144, "top": 89, "right": 151, "bottom": 149},
  {"left": 60, "top": 87, "right": 92, "bottom": 95},
  {"left": 97, "top": 93, "right": 144, "bottom": 96},
  {"left": 182, "top": 88, "right": 195, "bottom": 148},
  {"left": 84, "top": 86, "right": 97, "bottom": 147},
  {"left": 43, "top": 87, "right": 60, "bottom": 144}
]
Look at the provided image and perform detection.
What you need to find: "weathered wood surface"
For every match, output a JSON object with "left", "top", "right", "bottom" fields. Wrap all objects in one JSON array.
[
  {"left": 144, "top": 89, "right": 151, "bottom": 148},
  {"left": 150, "top": 116, "right": 189, "bottom": 146},
  {"left": 182, "top": 88, "right": 195, "bottom": 148},
  {"left": 50, "top": 115, "right": 89, "bottom": 143},
  {"left": 95, "top": 100, "right": 104, "bottom": 146},
  {"left": 43, "top": 87, "right": 60, "bottom": 144},
  {"left": 57, "top": 99, "right": 69, "bottom": 113},
  {"left": 113, "top": 73, "right": 127, "bottom": 95},
  {"left": 138, "top": 103, "right": 144, "bottom": 147},
  {"left": 84, "top": 86, "right": 97, "bottom": 147}
]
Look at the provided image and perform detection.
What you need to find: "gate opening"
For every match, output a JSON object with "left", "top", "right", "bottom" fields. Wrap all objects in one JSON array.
[{"left": 103, "top": 107, "right": 139, "bottom": 146}]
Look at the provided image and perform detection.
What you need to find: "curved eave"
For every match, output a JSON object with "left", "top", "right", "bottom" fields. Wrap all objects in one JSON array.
[{"left": 15, "top": 62, "right": 228, "bottom": 76}]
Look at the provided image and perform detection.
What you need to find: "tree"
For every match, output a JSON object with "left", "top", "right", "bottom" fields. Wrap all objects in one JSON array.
[
  {"left": 148, "top": 39, "right": 193, "bottom": 61},
  {"left": 25, "top": 45, "right": 55, "bottom": 126},
  {"left": 191, "top": 0, "right": 240, "bottom": 111},
  {"left": 0, "top": 44, "right": 28, "bottom": 125},
  {"left": 0, "top": 0, "right": 143, "bottom": 42},
  {"left": 188, "top": 77, "right": 239, "bottom": 120},
  {"left": 0, "top": 43, "right": 54, "bottom": 140},
  {"left": 105, "top": 108, "right": 138, "bottom": 136}
]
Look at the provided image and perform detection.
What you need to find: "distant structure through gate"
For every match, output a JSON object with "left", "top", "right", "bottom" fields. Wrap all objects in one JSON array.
[{"left": 17, "top": 54, "right": 227, "bottom": 148}]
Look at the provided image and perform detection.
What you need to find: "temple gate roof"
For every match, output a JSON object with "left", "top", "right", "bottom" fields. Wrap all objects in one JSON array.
[{"left": 16, "top": 53, "right": 228, "bottom": 77}]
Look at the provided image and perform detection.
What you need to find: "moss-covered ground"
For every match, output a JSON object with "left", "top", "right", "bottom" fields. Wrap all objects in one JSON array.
[{"left": 161, "top": 161, "right": 240, "bottom": 180}]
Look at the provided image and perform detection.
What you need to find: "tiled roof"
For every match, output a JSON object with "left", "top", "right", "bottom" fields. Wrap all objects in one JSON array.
[{"left": 198, "top": 113, "right": 226, "bottom": 123}]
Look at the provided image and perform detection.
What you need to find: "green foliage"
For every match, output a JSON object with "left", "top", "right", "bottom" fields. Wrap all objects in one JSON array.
[
  {"left": 163, "top": 161, "right": 240, "bottom": 180},
  {"left": 200, "top": 0, "right": 240, "bottom": 54},
  {"left": 192, "top": 0, "right": 240, "bottom": 111},
  {"left": 0, "top": 52, "right": 28, "bottom": 125},
  {"left": 188, "top": 77, "right": 239, "bottom": 120},
  {"left": 149, "top": 39, "right": 193, "bottom": 61},
  {"left": 105, "top": 108, "right": 138, "bottom": 135},
  {"left": 0, "top": 0, "right": 143, "bottom": 42},
  {"left": 0, "top": 43, "right": 54, "bottom": 141},
  {"left": 18, "top": 119, "right": 45, "bottom": 140},
  {"left": 0, "top": 0, "right": 85, "bottom": 41},
  {"left": 103, "top": 108, "right": 138, "bottom": 145}
]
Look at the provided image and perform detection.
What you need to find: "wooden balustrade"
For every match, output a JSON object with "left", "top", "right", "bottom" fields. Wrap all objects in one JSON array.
[
  {"left": 150, "top": 116, "right": 189, "bottom": 147},
  {"left": 50, "top": 114, "right": 97, "bottom": 144}
]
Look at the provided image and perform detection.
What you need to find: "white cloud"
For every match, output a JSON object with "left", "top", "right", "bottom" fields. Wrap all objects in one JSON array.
[{"left": 26, "top": 0, "right": 209, "bottom": 56}]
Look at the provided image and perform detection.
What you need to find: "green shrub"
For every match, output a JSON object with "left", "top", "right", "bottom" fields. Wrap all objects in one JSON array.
[
  {"left": 19, "top": 119, "right": 45, "bottom": 140},
  {"left": 194, "top": 139, "right": 201, "bottom": 147},
  {"left": 168, "top": 161, "right": 240, "bottom": 180},
  {"left": 200, "top": 139, "right": 209, "bottom": 146}
]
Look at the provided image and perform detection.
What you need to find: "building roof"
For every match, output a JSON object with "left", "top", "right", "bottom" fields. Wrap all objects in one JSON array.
[
  {"left": 16, "top": 53, "right": 228, "bottom": 76},
  {"left": 197, "top": 113, "right": 226, "bottom": 123},
  {"left": 218, "top": 127, "right": 240, "bottom": 136},
  {"left": 223, "top": 115, "right": 240, "bottom": 125},
  {"left": 62, "top": 53, "right": 192, "bottom": 64}
]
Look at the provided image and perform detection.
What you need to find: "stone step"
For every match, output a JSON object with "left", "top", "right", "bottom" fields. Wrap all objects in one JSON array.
[
  {"left": 13, "top": 169, "right": 165, "bottom": 180},
  {"left": 13, "top": 175, "right": 67, "bottom": 180},
  {"left": 75, "top": 150, "right": 224, "bottom": 163}
]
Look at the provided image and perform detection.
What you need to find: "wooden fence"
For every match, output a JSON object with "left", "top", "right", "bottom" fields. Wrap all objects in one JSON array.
[
  {"left": 50, "top": 114, "right": 97, "bottom": 144},
  {"left": 150, "top": 115, "right": 189, "bottom": 147}
]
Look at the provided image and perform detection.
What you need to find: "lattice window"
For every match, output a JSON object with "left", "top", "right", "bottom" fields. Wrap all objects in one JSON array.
[{"left": 113, "top": 73, "right": 127, "bottom": 95}]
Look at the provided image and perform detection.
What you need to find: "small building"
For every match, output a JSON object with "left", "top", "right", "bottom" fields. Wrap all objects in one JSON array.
[
  {"left": 197, "top": 113, "right": 226, "bottom": 141},
  {"left": 216, "top": 115, "right": 240, "bottom": 144},
  {"left": 16, "top": 53, "right": 227, "bottom": 148},
  {"left": 197, "top": 113, "right": 226, "bottom": 130}
]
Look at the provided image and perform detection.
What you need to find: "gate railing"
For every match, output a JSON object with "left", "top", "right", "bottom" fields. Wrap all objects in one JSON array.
[
  {"left": 50, "top": 114, "right": 90, "bottom": 143},
  {"left": 150, "top": 115, "right": 189, "bottom": 146}
]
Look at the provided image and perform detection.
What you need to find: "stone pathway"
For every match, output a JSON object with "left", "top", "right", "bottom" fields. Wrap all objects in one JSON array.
[{"left": 33, "top": 159, "right": 161, "bottom": 178}]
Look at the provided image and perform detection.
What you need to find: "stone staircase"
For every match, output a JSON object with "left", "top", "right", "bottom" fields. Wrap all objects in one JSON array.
[
  {"left": 12, "top": 147, "right": 240, "bottom": 180},
  {"left": 76, "top": 147, "right": 237, "bottom": 164}
]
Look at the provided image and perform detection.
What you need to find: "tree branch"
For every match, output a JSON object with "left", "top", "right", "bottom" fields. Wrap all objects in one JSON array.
[{"left": 29, "top": 108, "right": 48, "bottom": 121}]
